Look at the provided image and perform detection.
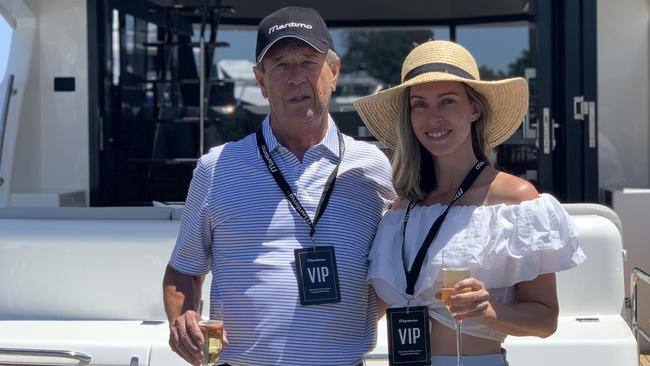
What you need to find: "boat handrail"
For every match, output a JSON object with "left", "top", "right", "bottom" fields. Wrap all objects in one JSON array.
[
  {"left": 0, "top": 74, "right": 16, "bottom": 187},
  {"left": 0, "top": 347, "right": 91, "bottom": 363},
  {"left": 631, "top": 267, "right": 650, "bottom": 344}
]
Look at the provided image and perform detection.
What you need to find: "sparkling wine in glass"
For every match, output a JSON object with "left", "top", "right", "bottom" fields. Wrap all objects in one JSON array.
[
  {"left": 199, "top": 300, "right": 224, "bottom": 366},
  {"left": 441, "top": 249, "right": 470, "bottom": 366}
]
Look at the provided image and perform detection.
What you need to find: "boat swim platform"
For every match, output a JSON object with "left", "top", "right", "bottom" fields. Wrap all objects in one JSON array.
[{"left": 643, "top": 353, "right": 650, "bottom": 366}]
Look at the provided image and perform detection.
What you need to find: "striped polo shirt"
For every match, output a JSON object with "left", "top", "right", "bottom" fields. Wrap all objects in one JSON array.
[{"left": 169, "top": 115, "right": 394, "bottom": 366}]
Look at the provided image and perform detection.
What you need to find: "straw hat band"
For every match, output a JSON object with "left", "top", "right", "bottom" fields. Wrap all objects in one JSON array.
[{"left": 403, "top": 62, "right": 476, "bottom": 82}]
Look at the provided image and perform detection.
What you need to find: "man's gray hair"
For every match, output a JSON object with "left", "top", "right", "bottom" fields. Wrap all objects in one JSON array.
[{"left": 255, "top": 48, "right": 339, "bottom": 72}]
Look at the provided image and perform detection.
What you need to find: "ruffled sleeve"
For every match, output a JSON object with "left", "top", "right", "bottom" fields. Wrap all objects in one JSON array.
[
  {"left": 473, "top": 193, "right": 586, "bottom": 288},
  {"left": 367, "top": 193, "right": 586, "bottom": 308}
]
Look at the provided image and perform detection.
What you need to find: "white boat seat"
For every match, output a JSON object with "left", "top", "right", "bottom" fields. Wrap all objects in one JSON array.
[
  {"left": 502, "top": 207, "right": 635, "bottom": 365},
  {"left": 563, "top": 202, "right": 623, "bottom": 234}
]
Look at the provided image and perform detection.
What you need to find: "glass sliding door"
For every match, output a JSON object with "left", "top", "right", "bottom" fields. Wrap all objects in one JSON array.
[
  {"left": 536, "top": 0, "right": 598, "bottom": 202},
  {"left": 88, "top": 0, "right": 597, "bottom": 206}
]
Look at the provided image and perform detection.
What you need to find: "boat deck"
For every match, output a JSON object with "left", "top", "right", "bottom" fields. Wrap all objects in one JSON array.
[{"left": 641, "top": 353, "right": 650, "bottom": 366}]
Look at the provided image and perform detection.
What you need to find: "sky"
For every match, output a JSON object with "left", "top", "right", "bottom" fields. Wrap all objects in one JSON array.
[
  {"left": 215, "top": 24, "right": 528, "bottom": 77},
  {"left": 0, "top": 15, "right": 526, "bottom": 83},
  {"left": 0, "top": 16, "right": 10, "bottom": 80}
]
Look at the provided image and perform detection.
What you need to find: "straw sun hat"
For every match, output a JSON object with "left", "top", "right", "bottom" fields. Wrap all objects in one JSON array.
[{"left": 353, "top": 40, "right": 529, "bottom": 149}]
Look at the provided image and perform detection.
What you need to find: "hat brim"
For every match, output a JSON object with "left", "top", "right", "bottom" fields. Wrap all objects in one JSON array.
[
  {"left": 353, "top": 72, "right": 529, "bottom": 150},
  {"left": 257, "top": 35, "right": 329, "bottom": 63}
]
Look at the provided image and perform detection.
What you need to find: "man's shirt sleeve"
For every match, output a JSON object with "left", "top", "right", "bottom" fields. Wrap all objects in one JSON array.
[{"left": 168, "top": 156, "right": 214, "bottom": 276}]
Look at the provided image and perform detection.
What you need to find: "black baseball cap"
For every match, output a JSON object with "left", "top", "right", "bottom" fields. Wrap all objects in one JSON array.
[{"left": 255, "top": 6, "right": 335, "bottom": 63}]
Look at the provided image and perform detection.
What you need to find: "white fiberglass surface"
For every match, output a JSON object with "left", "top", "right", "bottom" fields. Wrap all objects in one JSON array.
[
  {"left": 36, "top": 0, "right": 89, "bottom": 195},
  {"left": 0, "top": 321, "right": 168, "bottom": 366},
  {"left": 0, "top": 219, "right": 181, "bottom": 321}
]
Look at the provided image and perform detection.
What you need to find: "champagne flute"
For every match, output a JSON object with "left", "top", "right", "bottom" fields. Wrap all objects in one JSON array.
[
  {"left": 441, "top": 249, "right": 470, "bottom": 366},
  {"left": 199, "top": 300, "right": 225, "bottom": 366}
]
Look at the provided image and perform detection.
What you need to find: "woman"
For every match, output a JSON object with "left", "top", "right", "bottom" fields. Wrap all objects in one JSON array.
[{"left": 354, "top": 40, "right": 585, "bottom": 365}]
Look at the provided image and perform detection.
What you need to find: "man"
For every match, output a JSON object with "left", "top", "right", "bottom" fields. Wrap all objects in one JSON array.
[{"left": 163, "top": 6, "right": 394, "bottom": 366}]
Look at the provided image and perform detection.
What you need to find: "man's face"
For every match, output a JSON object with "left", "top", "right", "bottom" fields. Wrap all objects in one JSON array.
[{"left": 254, "top": 40, "right": 339, "bottom": 126}]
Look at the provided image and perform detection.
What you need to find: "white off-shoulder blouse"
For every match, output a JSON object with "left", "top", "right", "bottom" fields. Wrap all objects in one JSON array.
[{"left": 367, "top": 193, "right": 586, "bottom": 341}]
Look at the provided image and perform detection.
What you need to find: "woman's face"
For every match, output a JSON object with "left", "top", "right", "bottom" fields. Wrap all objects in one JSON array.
[{"left": 409, "top": 81, "right": 481, "bottom": 159}]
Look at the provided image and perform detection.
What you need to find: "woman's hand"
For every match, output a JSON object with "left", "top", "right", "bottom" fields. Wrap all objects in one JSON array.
[
  {"left": 436, "top": 277, "right": 494, "bottom": 321},
  {"left": 436, "top": 274, "right": 560, "bottom": 338}
]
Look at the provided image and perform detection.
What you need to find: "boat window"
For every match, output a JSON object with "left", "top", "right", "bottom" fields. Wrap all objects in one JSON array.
[
  {"left": 456, "top": 22, "right": 535, "bottom": 180},
  {"left": 97, "top": 2, "right": 535, "bottom": 205},
  {"left": 0, "top": 16, "right": 11, "bottom": 81},
  {"left": 456, "top": 22, "right": 530, "bottom": 80}
]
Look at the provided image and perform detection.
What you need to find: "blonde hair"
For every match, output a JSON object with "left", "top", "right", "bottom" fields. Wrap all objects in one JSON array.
[
  {"left": 464, "top": 84, "right": 492, "bottom": 165},
  {"left": 392, "top": 83, "right": 493, "bottom": 202}
]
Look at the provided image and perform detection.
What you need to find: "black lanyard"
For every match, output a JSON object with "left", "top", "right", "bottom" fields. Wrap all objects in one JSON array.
[
  {"left": 402, "top": 160, "right": 488, "bottom": 296},
  {"left": 256, "top": 128, "right": 345, "bottom": 239}
]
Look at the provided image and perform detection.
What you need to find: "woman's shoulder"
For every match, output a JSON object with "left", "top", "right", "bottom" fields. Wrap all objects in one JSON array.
[
  {"left": 388, "top": 198, "right": 410, "bottom": 210},
  {"left": 485, "top": 171, "right": 539, "bottom": 206}
]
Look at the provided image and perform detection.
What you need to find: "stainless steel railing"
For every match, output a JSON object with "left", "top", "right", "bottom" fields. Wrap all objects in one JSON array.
[
  {"left": 631, "top": 267, "right": 650, "bottom": 344},
  {"left": 0, "top": 74, "right": 16, "bottom": 187},
  {"left": 0, "top": 347, "right": 92, "bottom": 363}
]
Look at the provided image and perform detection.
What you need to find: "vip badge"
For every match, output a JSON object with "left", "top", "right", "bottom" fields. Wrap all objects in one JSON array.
[{"left": 294, "top": 246, "right": 341, "bottom": 305}]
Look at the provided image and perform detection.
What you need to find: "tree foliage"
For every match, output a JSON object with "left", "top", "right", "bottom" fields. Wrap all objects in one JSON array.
[
  {"left": 506, "top": 48, "right": 532, "bottom": 77},
  {"left": 479, "top": 49, "right": 532, "bottom": 80},
  {"left": 340, "top": 30, "right": 433, "bottom": 86}
]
